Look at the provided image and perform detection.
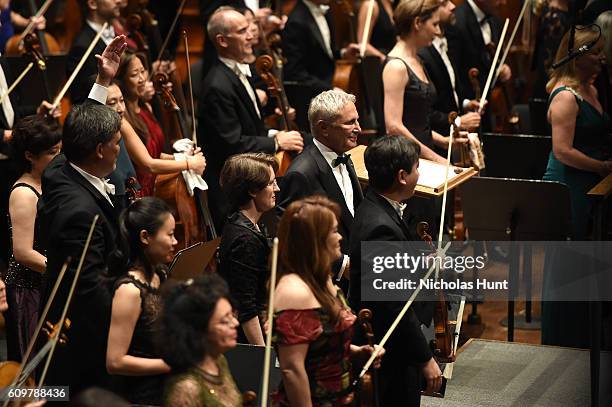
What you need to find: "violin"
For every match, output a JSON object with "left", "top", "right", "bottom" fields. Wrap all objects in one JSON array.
[
  {"left": 416, "top": 222, "right": 456, "bottom": 363},
  {"left": 357, "top": 309, "right": 379, "bottom": 407},
  {"left": 485, "top": 43, "right": 520, "bottom": 133},
  {"left": 4, "top": 0, "right": 60, "bottom": 57},
  {"left": 255, "top": 54, "right": 297, "bottom": 176}
]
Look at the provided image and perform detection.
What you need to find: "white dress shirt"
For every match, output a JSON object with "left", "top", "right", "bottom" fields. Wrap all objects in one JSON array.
[
  {"left": 380, "top": 194, "right": 406, "bottom": 219},
  {"left": 86, "top": 20, "right": 116, "bottom": 46},
  {"left": 432, "top": 36, "right": 459, "bottom": 107},
  {"left": 303, "top": 0, "right": 333, "bottom": 58},
  {"left": 313, "top": 138, "right": 354, "bottom": 216},
  {"left": 467, "top": 0, "right": 492, "bottom": 46},
  {"left": 218, "top": 56, "right": 261, "bottom": 118}
]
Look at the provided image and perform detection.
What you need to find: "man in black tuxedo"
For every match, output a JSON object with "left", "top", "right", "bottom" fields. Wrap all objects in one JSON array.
[
  {"left": 349, "top": 135, "right": 442, "bottom": 407},
  {"left": 198, "top": 7, "right": 303, "bottom": 231},
  {"left": 281, "top": 0, "right": 359, "bottom": 115},
  {"left": 445, "top": 0, "right": 511, "bottom": 131},
  {"left": 278, "top": 89, "right": 363, "bottom": 285},
  {"left": 37, "top": 35, "right": 127, "bottom": 395},
  {"left": 418, "top": 0, "right": 482, "bottom": 137},
  {"left": 67, "top": 0, "right": 121, "bottom": 103}
]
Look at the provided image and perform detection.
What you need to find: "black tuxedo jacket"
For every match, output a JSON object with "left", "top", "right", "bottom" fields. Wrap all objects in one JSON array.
[
  {"left": 418, "top": 44, "right": 463, "bottom": 136},
  {"left": 67, "top": 25, "right": 107, "bottom": 103},
  {"left": 37, "top": 153, "right": 119, "bottom": 393},
  {"left": 278, "top": 143, "right": 363, "bottom": 260},
  {"left": 445, "top": 2, "right": 502, "bottom": 102},
  {"left": 282, "top": 0, "right": 338, "bottom": 95},
  {"left": 198, "top": 59, "right": 276, "bottom": 229},
  {"left": 349, "top": 189, "right": 432, "bottom": 367}
]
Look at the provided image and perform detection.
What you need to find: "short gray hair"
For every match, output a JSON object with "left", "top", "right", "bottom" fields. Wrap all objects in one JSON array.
[
  {"left": 308, "top": 90, "right": 356, "bottom": 135},
  {"left": 595, "top": 11, "right": 612, "bottom": 70},
  {"left": 207, "top": 6, "right": 238, "bottom": 41}
]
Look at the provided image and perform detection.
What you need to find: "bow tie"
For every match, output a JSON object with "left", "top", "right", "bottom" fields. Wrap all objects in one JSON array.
[
  {"left": 479, "top": 14, "right": 493, "bottom": 25},
  {"left": 102, "top": 178, "right": 116, "bottom": 196},
  {"left": 437, "top": 37, "right": 448, "bottom": 53},
  {"left": 100, "top": 26, "right": 116, "bottom": 42},
  {"left": 332, "top": 154, "right": 350, "bottom": 167},
  {"left": 234, "top": 63, "right": 252, "bottom": 78}
]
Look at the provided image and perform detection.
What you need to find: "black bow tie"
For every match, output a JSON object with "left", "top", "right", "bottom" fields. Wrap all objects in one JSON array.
[{"left": 332, "top": 154, "right": 350, "bottom": 167}]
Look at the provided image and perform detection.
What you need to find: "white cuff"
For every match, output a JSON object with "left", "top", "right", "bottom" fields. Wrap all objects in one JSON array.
[
  {"left": 336, "top": 255, "right": 349, "bottom": 282},
  {"left": 267, "top": 129, "right": 279, "bottom": 138},
  {"left": 462, "top": 98, "right": 471, "bottom": 111},
  {"left": 88, "top": 83, "right": 108, "bottom": 104}
]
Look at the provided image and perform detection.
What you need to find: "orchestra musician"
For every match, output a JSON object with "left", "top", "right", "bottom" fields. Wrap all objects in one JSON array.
[
  {"left": 356, "top": 0, "right": 397, "bottom": 60},
  {"left": 106, "top": 197, "right": 175, "bottom": 405},
  {"left": 349, "top": 135, "right": 441, "bottom": 407},
  {"left": 161, "top": 274, "right": 244, "bottom": 406},
  {"left": 445, "top": 0, "right": 512, "bottom": 131},
  {"left": 218, "top": 153, "right": 279, "bottom": 346},
  {"left": 0, "top": 0, "right": 46, "bottom": 53},
  {"left": 278, "top": 90, "right": 363, "bottom": 288},
  {"left": 5, "top": 116, "right": 61, "bottom": 362},
  {"left": 68, "top": 0, "right": 122, "bottom": 103},
  {"left": 198, "top": 7, "right": 303, "bottom": 231},
  {"left": 104, "top": 81, "right": 206, "bottom": 205},
  {"left": 37, "top": 35, "right": 128, "bottom": 395},
  {"left": 282, "top": 0, "right": 360, "bottom": 97},
  {"left": 418, "top": 0, "right": 482, "bottom": 137},
  {"left": 273, "top": 196, "right": 384, "bottom": 406}
]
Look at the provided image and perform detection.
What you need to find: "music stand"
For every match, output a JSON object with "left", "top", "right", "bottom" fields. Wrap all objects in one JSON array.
[
  {"left": 481, "top": 132, "right": 551, "bottom": 180},
  {"left": 225, "top": 343, "right": 281, "bottom": 405},
  {"left": 168, "top": 238, "right": 220, "bottom": 281},
  {"left": 459, "top": 177, "right": 571, "bottom": 341}
]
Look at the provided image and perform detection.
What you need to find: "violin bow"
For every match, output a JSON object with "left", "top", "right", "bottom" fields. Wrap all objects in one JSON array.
[
  {"left": 37, "top": 215, "right": 100, "bottom": 389},
  {"left": 490, "top": 0, "right": 531, "bottom": 91},
  {"left": 154, "top": 0, "right": 188, "bottom": 64},
  {"left": 260, "top": 237, "right": 279, "bottom": 407},
  {"left": 50, "top": 22, "right": 109, "bottom": 112},
  {"left": 478, "top": 18, "right": 509, "bottom": 114},
  {"left": 0, "top": 62, "right": 34, "bottom": 106},
  {"left": 182, "top": 30, "right": 197, "bottom": 146},
  {"left": 17, "top": 0, "right": 54, "bottom": 45},
  {"left": 359, "top": 0, "right": 376, "bottom": 58}
]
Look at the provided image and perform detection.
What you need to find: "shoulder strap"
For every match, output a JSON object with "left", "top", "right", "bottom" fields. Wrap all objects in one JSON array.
[
  {"left": 10, "top": 183, "right": 41, "bottom": 198},
  {"left": 386, "top": 56, "right": 412, "bottom": 76},
  {"left": 548, "top": 85, "right": 581, "bottom": 105}
]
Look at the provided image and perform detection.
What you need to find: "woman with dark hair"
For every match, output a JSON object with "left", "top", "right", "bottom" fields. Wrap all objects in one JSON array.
[
  {"left": 106, "top": 197, "right": 176, "bottom": 405},
  {"left": 161, "top": 273, "right": 242, "bottom": 406},
  {"left": 218, "top": 153, "right": 278, "bottom": 345},
  {"left": 273, "top": 196, "right": 383, "bottom": 406},
  {"left": 5, "top": 115, "right": 61, "bottom": 361},
  {"left": 116, "top": 51, "right": 176, "bottom": 196}
]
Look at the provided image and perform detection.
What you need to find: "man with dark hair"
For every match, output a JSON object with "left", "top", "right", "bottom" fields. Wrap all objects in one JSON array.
[
  {"left": 37, "top": 35, "right": 127, "bottom": 395},
  {"left": 349, "top": 135, "right": 442, "bottom": 407},
  {"left": 68, "top": 0, "right": 122, "bottom": 103}
]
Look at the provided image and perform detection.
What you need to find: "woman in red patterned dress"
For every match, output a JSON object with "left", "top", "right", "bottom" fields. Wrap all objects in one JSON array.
[{"left": 273, "top": 196, "right": 384, "bottom": 407}]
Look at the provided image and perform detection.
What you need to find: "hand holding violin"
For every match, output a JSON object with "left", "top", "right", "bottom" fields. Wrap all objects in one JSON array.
[
  {"left": 459, "top": 112, "right": 481, "bottom": 131},
  {"left": 275, "top": 131, "right": 304, "bottom": 152},
  {"left": 95, "top": 35, "right": 128, "bottom": 87},
  {"left": 341, "top": 43, "right": 361, "bottom": 60}
]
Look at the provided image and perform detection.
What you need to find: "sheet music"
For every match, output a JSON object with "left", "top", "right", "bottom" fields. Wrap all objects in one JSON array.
[{"left": 417, "top": 159, "right": 461, "bottom": 190}]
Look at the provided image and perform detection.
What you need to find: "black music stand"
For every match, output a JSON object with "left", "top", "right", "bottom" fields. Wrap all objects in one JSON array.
[
  {"left": 225, "top": 344, "right": 281, "bottom": 405},
  {"left": 459, "top": 177, "right": 571, "bottom": 341},
  {"left": 481, "top": 132, "right": 551, "bottom": 180},
  {"left": 168, "top": 238, "right": 220, "bottom": 280}
]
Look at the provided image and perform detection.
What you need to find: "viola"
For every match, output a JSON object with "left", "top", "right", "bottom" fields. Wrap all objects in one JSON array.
[
  {"left": 416, "top": 222, "right": 455, "bottom": 363},
  {"left": 357, "top": 309, "right": 379, "bottom": 407},
  {"left": 4, "top": 0, "right": 60, "bottom": 57},
  {"left": 485, "top": 43, "right": 520, "bottom": 133}
]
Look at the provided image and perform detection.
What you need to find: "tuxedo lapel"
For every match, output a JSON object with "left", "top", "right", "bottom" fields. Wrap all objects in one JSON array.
[
  {"left": 346, "top": 157, "right": 363, "bottom": 208},
  {"left": 219, "top": 63, "right": 261, "bottom": 123},
  {"left": 64, "top": 163, "right": 118, "bottom": 223},
  {"left": 300, "top": 1, "right": 333, "bottom": 62},
  {"left": 464, "top": 7, "right": 486, "bottom": 52},
  {"left": 310, "top": 147, "right": 353, "bottom": 229},
  {"left": 370, "top": 190, "right": 412, "bottom": 240}
]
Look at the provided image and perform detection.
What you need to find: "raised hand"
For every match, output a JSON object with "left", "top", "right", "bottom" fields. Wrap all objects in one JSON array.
[{"left": 95, "top": 35, "right": 128, "bottom": 86}]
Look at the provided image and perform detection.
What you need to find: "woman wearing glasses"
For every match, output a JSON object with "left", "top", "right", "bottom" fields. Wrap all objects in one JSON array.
[
  {"left": 161, "top": 274, "right": 243, "bottom": 406},
  {"left": 218, "top": 153, "right": 279, "bottom": 345}
]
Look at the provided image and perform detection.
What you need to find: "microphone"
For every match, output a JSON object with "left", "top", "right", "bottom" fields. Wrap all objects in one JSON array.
[{"left": 552, "top": 36, "right": 598, "bottom": 69}]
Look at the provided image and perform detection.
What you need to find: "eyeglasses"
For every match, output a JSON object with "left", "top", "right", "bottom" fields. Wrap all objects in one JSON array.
[{"left": 267, "top": 178, "right": 278, "bottom": 187}]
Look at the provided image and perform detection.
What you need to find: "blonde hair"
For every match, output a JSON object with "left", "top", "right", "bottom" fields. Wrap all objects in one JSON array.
[
  {"left": 394, "top": 0, "right": 444, "bottom": 37},
  {"left": 546, "top": 26, "right": 602, "bottom": 93}
]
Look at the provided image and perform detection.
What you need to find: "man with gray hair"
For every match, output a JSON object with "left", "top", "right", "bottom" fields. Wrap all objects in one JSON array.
[
  {"left": 278, "top": 89, "right": 363, "bottom": 286},
  {"left": 199, "top": 6, "right": 303, "bottom": 230}
]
